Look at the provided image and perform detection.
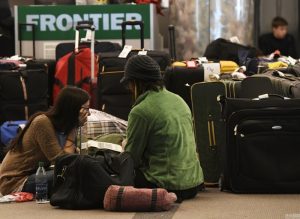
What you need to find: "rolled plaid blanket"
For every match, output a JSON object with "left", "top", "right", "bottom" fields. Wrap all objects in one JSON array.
[{"left": 103, "top": 185, "right": 177, "bottom": 212}]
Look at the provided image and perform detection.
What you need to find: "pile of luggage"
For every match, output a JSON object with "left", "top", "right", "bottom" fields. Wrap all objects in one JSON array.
[{"left": 1, "top": 19, "right": 300, "bottom": 195}]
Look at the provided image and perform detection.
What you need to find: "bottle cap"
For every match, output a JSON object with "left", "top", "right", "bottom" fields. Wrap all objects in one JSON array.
[{"left": 38, "top": 162, "right": 44, "bottom": 167}]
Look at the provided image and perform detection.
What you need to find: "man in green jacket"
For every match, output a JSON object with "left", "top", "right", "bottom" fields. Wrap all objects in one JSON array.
[{"left": 122, "top": 55, "right": 203, "bottom": 202}]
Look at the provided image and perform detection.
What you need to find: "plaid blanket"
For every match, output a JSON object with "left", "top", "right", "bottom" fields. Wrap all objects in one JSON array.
[{"left": 81, "top": 109, "right": 127, "bottom": 139}]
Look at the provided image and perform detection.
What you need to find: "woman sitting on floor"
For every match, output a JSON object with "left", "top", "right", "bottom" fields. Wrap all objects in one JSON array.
[
  {"left": 0, "top": 87, "right": 90, "bottom": 196},
  {"left": 121, "top": 55, "right": 204, "bottom": 202}
]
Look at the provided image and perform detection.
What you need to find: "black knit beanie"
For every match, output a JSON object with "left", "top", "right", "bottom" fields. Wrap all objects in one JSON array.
[{"left": 120, "top": 55, "right": 162, "bottom": 84}]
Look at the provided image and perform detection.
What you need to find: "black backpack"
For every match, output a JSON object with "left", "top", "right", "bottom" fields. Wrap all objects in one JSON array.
[{"left": 50, "top": 151, "right": 134, "bottom": 209}]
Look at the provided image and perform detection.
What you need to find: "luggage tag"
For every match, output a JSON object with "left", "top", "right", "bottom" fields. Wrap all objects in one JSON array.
[
  {"left": 203, "top": 63, "right": 221, "bottom": 82},
  {"left": 186, "top": 61, "right": 197, "bottom": 68},
  {"left": 118, "top": 45, "right": 133, "bottom": 59},
  {"left": 138, "top": 50, "right": 148, "bottom": 56}
]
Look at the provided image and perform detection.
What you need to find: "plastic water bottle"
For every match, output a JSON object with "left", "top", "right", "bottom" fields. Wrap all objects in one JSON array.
[{"left": 35, "top": 162, "right": 48, "bottom": 204}]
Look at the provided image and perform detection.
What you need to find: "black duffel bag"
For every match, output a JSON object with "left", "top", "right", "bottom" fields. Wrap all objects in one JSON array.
[
  {"left": 204, "top": 38, "right": 257, "bottom": 65},
  {"left": 50, "top": 151, "right": 134, "bottom": 209}
]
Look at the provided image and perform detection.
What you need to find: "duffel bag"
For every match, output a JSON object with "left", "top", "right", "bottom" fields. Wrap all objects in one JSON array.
[{"left": 50, "top": 151, "right": 134, "bottom": 209}]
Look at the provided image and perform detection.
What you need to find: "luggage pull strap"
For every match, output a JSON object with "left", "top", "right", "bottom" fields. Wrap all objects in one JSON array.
[
  {"left": 207, "top": 115, "right": 216, "bottom": 148},
  {"left": 19, "top": 75, "right": 29, "bottom": 120}
]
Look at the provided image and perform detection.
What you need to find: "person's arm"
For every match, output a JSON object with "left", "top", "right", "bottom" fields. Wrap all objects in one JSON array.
[
  {"left": 33, "top": 116, "right": 74, "bottom": 161},
  {"left": 63, "top": 129, "right": 77, "bottom": 153},
  {"left": 288, "top": 35, "right": 298, "bottom": 59},
  {"left": 124, "top": 112, "right": 149, "bottom": 168}
]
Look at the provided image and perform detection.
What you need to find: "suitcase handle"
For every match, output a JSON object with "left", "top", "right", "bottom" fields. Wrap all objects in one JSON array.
[
  {"left": 19, "top": 23, "right": 36, "bottom": 59},
  {"left": 256, "top": 94, "right": 287, "bottom": 100},
  {"left": 121, "top": 20, "right": 144, "bottom": 49},
  {"left": 168, "top": 25, "right": 177, "bottom": 61},
  {"left": 76, "top": 21, "right": 95, "bottom": 31},
  {"left": 74, "top": 21, "right": 96, "bottom": 80}
]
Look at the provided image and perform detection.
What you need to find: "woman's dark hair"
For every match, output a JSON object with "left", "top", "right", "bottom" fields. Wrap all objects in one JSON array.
[
  {"left": 272, "top": 16, "right": 288, "bottom": 28},
  {"left": 8, "top": 86, "right": 90, "bottom": 152}
]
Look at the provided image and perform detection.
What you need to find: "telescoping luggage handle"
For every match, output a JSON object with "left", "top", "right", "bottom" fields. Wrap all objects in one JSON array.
[
  {"left": 75, "top": 21, "right": 96, "bottom": 80},
  {"left": 121, "top": 20, "right": 144, "bottom": 49},
  {"left": 168, "top": 25, "right": 177, "bottom": 61},
  {"left": 19, "top": 23, "right": 36, "bottom": 59}
]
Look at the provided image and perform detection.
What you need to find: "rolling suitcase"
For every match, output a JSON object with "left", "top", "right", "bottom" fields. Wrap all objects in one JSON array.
[
  {"left": 164, "top": 25, "right": 205, "bottom": 110},
  {"left": 97, "top": 20, "right": 170, "bottom": 120},
  {"left": 99, "top": 20, "right": 171, "bottom": 72},
  {"left": 191, "top": 80, "right": 241, "bottom": 185},
  {"left": 239, "top": 76, "right": 274, "bottom": 98},
  {"left": 164, "top": 66, "right": 204, "bottom": 109},
  {"left": 56, "top": 41, "right": 121, "bottom": 62},
  {"left": 53, "top": 21, "right": 99, "bottom": 107},
  {"left": 0, "top": 68, "right": 48, "bottom": 124},
  {"left": 26, "top": 59, "right": 56, "bottom": 105},
  {"left": 251, "top": 71, "right": 300, "bottom": 98},
  {"left": 220, "top": 95, "right": 300, "bottom": 193},
  {"left": 97, "top": 70, "right": 132, "bottom": 120},
  {"left": 19, "top": 23, "right": 57, "bottom": 105}
]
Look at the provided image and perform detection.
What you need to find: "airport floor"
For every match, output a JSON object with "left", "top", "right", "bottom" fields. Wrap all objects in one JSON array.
[{"left": 1, "top": 187, "right": 300, "bottom": 219}]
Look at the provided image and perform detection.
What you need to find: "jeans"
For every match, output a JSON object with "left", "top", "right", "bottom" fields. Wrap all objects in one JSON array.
[
  {"left": 134, "top": 169, "right": 201, "bottom": 203},
  {"left": 22, "top": 170, "right": 54, "bottom": 196}
]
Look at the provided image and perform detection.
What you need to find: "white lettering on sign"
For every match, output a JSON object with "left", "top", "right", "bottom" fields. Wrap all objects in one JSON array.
[
  {"left": 26, "top": 15, "right": 39, "bottom": 31},
  {"left": 125, "top": 13, "right": 142, "bottom": 30},
  {"left": 56, "top": 14, "right": 73, "bottom": 31},
  {"left": 40, "top": 15, "right": 55, "bottom": 31},
  {"left": 102, "top": 13, "right": 109, "bottom": 30},
  {"left": 25, "top": 13, "right": 143, "bottom": 32},
  {"left": 88, "top": 14, "right": 102, "bottom": 30},
  {"left": 110, "top": 13, "right": 124, "bottom": 30}
]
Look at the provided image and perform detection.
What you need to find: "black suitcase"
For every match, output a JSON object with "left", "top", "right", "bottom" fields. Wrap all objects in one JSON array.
[
  {"left": 191, "top": 80, "right": 241, "bottom": 185},
  {"left": 220, "top": 95, "right": 300, "bottom": 193},
  {"left": 99, "top": 20, "right": 171, "bottom": 72},
  {"left": 56, "top": 41, "right": 121, "bottom": 62},
  {"left": 26, "top": 59, "right": 56, "bottom": 105},
  {"left": 164, "top": 66, "right": 204, "bottom": 109},
  {"left": 97, "top": 71, "right": 132, "bottom": 120},
  {"left": 249, "top": 71, "right": 300, "bottom": 98},
  {"left": 164, "top": 24, "right": 204, "bottom": 109},
  {"left": 0, "top": 68, "right": 48, "bottom": 124},
  {"left": 97, "top": 21, "right": 170, "bottom": 120}
]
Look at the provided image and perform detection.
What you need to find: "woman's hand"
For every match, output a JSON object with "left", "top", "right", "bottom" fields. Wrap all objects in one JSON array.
[{"left": 78, "top": 108, "right": 89, "bottom": 127}]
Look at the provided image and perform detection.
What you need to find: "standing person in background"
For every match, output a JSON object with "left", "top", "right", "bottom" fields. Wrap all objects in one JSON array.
[
  {"left": 0, "top": 87, "right": 90, "bottom": 196},
  {"left": 259, "top": 16, "right": 298, "bottom": 58},
  {"left": 122, "top": 55, "right": 203, "bottom": 203}
]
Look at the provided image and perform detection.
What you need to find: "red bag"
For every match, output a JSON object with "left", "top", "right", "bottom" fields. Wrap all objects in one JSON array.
[
  {"left": 53, "top": 47, "right": 99, "bottom": 105},
  {"left": 53, "top": 21, "right": 99, "bottom": 108},
  {"left": 135, "top": 0, "right": 163, "bottom": 15}
]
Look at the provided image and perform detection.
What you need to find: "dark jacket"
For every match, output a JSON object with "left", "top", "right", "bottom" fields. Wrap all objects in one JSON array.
[{"left": 259, "top": 33, "right": 298, "bottom": 58}]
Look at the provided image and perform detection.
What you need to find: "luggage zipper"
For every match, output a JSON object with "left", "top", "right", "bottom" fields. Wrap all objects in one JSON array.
[{"left": 57, "top": 165, "right": 67, "bottom": 181}]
